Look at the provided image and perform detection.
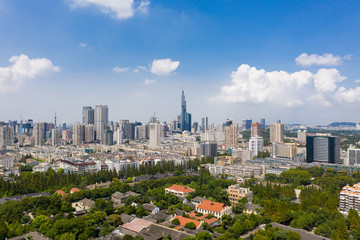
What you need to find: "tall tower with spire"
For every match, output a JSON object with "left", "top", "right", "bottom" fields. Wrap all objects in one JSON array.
[
  {"left": 180, "top": 90, "right": 191, "bottom": 131},
  {"left": 54, "top": 112, "right": 57, "bottom": 127}
]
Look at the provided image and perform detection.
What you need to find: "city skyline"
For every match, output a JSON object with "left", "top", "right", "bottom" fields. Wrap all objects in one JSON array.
[{"left": 1, "top": 1, "right": 360, "bottom": 124}]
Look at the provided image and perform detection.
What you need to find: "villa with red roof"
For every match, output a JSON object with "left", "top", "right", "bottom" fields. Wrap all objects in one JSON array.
[
  {"left": 165, "top": 184, "right": 195, "bottom": 197},
  {"left": 195, "top": 199, "right": 232, "bottom": 218},
  {"left": 171, "top": 216, "right": 202, "bottom": 230},
  {"left": 70, "top": 188, "right": 80, "bottom": 193}
]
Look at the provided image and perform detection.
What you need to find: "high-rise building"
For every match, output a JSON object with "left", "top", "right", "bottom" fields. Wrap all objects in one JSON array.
[
  {"left": 251, "top": 122, "right": 262, "bottom": 137},
  {"left": 200, "top": 141, "right": 217, "bottom": 157},
  {"left": 270, "top": 122, "right": 284, "bottom": 143},
  {"left": 51, "top": 128, "right": 61, "bottom": 146},
  {"left": 83, "top": 106, "right": 94, "bottom": 125},
  {"left": 0, "top": 126, "right": 14, "bottom": 150},
  {"left": 85, "top": 124, "right": 95, "bottom": 142},
  {"left": 347, "top": 148, "right": 360, "bottom": 166},
  {"left": 149, "top": 120, "right": 160, "bottom": 148},
  {"left": 249, "top": 136, "right": 264, "bottom": 157},
  {"left": 95, "top": 105, "right": 108, "bottom": 142},
  {"left": 192, "top": 122, "right": 198, "bottom": 132},
  {"left": 260, "top": 118, "right": 266, "bottom": 128},
  {"left": 73, "top": 124, "right": 85, "bottom": 145},
  {"left": 105, "top": 130, "right": 114, "bottom": 146},
  {"left": 180, "top": 91, "right": 191, "bottom": 132},
  {"left": 33, "top": 122, "right": 46, "bottom": 146},
  {"left": 297, "top": 130, "right": 307, "bottom": 143},
  {"left": 306, "top": 135, "right": 340, "bottom": 164},
  {"left": 225, "top": 118, "right": 238, "bottom": 149},
  {"left": 241, "top": 119, "right": 252, "bottom": 130},
  {"left": 202, "top": 117, "right": 209, "bottom": 133}
]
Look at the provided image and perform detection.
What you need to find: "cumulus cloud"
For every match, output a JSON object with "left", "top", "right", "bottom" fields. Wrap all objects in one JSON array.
[
  {"left": 295, "top": 53, "right": 350, "bottom": 67},
  {"left": 150, "top": 58, "right": 180, "bottom": 76},
  {"left": 354, "top": 79, "right": 360, "bottom": 83},
  {"left": 336, "top": 87, "right": 360, "bottom": 103},
  {"left": 70, "top": 0, "right": 150, "bottom": 19},
  {"left": 313, "top": 68, "right": 346, "bottom": 92},
  {"left": 133, "top": 66, "right": 147, "bottom": 73},
  {"left": 113, "top": 66, "right": 129, "bottom": 73},
  {"left": 79, "top": 42, "right": 87, "bottom": 47},
  {"left": 144, "top": 79, "right": 157, "bottom": 85},
  {"left": 0, "top": 54, "right": 60, "bottom": 92},
  {"left": 215, "top": 64, "right": 354, "bottom": 107}
]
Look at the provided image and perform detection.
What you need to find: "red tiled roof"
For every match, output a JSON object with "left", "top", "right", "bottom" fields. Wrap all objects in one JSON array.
[
  {"left": 166, "top": 184, "right": 195, "bottom": 194},
  {"left": 173, "top": 216, "right": 201, "bottom": 229},
  {"left": 196, "top": 200, "right": 227, "bottom": 214},
  {"left": 188, "top": 212, "right": 218, "bottom": 225},
  {"left": 55, "top": 190, "right": 67, "bottom": 197},
  {"left": 70, "top": 188, "right": 80, "bottom": 193}
]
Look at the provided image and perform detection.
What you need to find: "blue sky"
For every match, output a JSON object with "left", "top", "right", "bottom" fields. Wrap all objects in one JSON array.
[{"left": 0, "top": 0, "right": 360, "bottom": 125}]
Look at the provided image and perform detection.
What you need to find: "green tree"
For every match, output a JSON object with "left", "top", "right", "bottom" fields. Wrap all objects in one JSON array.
[
  {"left": 185, "top": 222, "right": 196, "bottom": 230},
  {"left": 59, "top": 232, "right": 76, "bottom": 240},
  {"left": 171, "top": 218, "right": 180, "bottom": 225}
]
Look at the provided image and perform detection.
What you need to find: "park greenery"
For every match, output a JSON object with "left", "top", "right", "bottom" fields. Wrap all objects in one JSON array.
[{"left": 0, "top": 163, "right": 359, "bottom": 239}]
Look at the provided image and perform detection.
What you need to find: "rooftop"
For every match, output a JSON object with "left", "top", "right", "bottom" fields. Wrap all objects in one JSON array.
[{"left": 166, "top": 184, "right": 195, "bottom": 194}]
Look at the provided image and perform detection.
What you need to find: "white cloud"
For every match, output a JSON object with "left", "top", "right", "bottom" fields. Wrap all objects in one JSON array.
[
  {"left": 307, "top": 93, "right": 332, "bottom": 107},
  {"left": 313, "top": 68, "right": 346, "bottom": 92},
  {"left": 354, "top": 79, "right": 360, "bottom": 83},
  {"left": 215, "top": 64, "right": 312, "bottom": 106},
  {"left": 144, "top": 79, "right": 157, "bottom": 85},
  {"left": 79, "top": 42, "right": 87, "bottom": 47},
  {"left": 137, "top": 0, "right": 150, "bottom": 13},
  {"left": 133, "top": 66, "right": 147, "bottom": 73},
  {"left": 150, "top": 58, "right": 180, "bottom": 76},
  {"left": 113, "top": 66, "right": 129, "bottom": 73},
  {"left": 214, "top": 64, "right": 355, "bottom": 107},
  {"left": 336, "top": 87, "right": 360, "bottom": 103},
  {"left": 295, "top": 53, "right": 349, "bottom": 67},
  {"left": 0, "top": 54, "right": 60, "bottom": 92},
  {"left": 69, "top": 0, "right": 150, "bottom": 19}
]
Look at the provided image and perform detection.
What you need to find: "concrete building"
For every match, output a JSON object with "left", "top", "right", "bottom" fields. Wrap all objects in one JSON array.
[
  {"left": 270, "top": 122, "right": 284, "bottom": 143},
  {"left": 260, "top": 118, "right": 266, "bottom": 129},
  {"left": 196, "top": 200, "right": 232, "bottom": 218},
  {"left": 149, "top": 120, "right": 160, "bottom": 148},
  {"left": 165, "top": 184, "right": 195, "bottom": 197},
  {"left": 33, "top": 122, "right": 46, "bottom": 146},
  {"left": 340, "top": 183, "right": 360, "bottom": 214},
  {"left": 249, "top": 136, "right": 264, "bottom": 157},
  {"left": 241, "top": 119, "right": 252, "bottom": 130},
  {"left": 347, "top": 148, "right": 360, "bottom": 166},
  {"left": 225, "top": 118, "right": 238, "bottom": 149},
  {"left": 227, "top": 185, "right": 253, "bottom": 206},
  {"left": 82, "top": 106, "right": 94, "bottom": 125},
  {"left": 85, "top": 124, "right": 95, "bottom": 142},
  {"left": 51, "top": 128, "right": 61, "bottom": 146},
  {"left": 180, "top": 91, "right": 191, "bottom": 132},
  {"left": 105, "top": 129, "right": 114, "bottom": 145},
  {"left": 95, "top": 105, "right": 108, "bottom": 142},
  {"left": 202, "top": 117, "right": 209, "bottom": 133},
  {"left": 306, "top": 135, "right": 340, "bottom": 164},
  {"left": 297, "top": 130, "right": 307, "bottom": 143},
  {"left": 251, "top": 122, "right": 262, "bottom": 137},
  {"left": 272, "top": 143, "right": 297, "bottom": 159},
  {"left": 73, "top": 124, "right": 85, "bottom": 145},
  {"left": 0, "top": 125, "right": 14, "bottom": 150},
  {"left": 232, "top": 148, "right": 252, "bottom": 162},
  {"left": 200, "top": 141, "right": 217, "bottom": 157}
]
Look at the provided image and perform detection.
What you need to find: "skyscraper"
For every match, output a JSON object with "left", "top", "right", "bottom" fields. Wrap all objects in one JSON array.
[
  {"left": 251, "top": 122, "right": 262, "bottom": 137},
  {"left": 260, "top": 118, "right": 265, "bottom": 128},
  {"left": 306, "top": 135, "right": 340, "bottom": 164},
  {"left": 270, "top": 122, "right": 284, "bottom": 143},
  {"left": 0, "top": 126, "right": 14, "bottom": 150},
  {"left": 149, "top": 119, "right": 160, "bottom": 148},
  {"left": 225, "top": 118, "right": 238, "bottom": 149},
  {"left": 33, "top": 122, "right": 46, "bottom": 146},
  {"left": 249, "top": 136, "right": 264, "bottom": 157},
  {"left": 83, "top": 106, "right": 94, "bottom": 125},
  {"left": 51, "top": 128, "right": 61, "bottom": 146},
  {"left": 105, "top": 129, "right": 114, "bottom": 145},
  {"left": 241, "top": 119, "right": 252, "bottom": 130},
  {"left": 95, "top": 105, "right": 108, "bottom": 142},
  {"left": 180, "top": 91, "right": 191, "bottom": 132},
  {"left": 85, "top": 124, "right": 95, "bottom": 142},
  {"left": 73, "top": 124, "right": 85, "bottom": 145},
  {"left": 202, "top": 117, "right": 209, "bottom": 133}
]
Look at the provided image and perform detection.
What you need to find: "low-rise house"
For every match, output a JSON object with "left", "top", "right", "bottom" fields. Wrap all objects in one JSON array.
[
  {"left": 120, "top": 218, "right": 152, "bottom": 235},
  {"left": 244, "top": 203, "right": 262, "bottom": 215},
  {"left": 86, "top": 181, "right": 112, "bottom": 190},
  {"left": 112, "top": 191, "right": 141, "bottom": 205},
  {"left": 171, "top": 216, "right": 202, "bottom": 230},
  {"left": 135, "top": 174, "right": 154, "bottom": 182},
  {"left": 0, "top": 192, "right": 52, "bottom": 204},
  {"left": 137, "top": 223, "right": 194, "bottom": 240},
  {"left": 191, "top": 196, "right": 208, "bottom": 206},
  {"left": 165, "top": 184, "right": 195, "bottom": 197},
  {"left": 70, "top": 187, "right": 80, "bottom": 193},
  {"left": 188, "top": 212, "right": 219, "bottom": 226},
  {"left": 143, "top": 203, "right": 160, "bottom": 215},
  {"left": 195, "top": 200, "right": 232, "bottom": 218},
  {"left": 8, "top": 231, "right": 51, "bottom": 240},
  {"left": 72, "top": 198, "right": 95, "bottom": 211}
]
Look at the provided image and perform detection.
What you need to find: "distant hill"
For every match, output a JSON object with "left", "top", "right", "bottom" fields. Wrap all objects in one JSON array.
[{"left": 328, "top": 122, "right": 356, "bottom": 127}]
